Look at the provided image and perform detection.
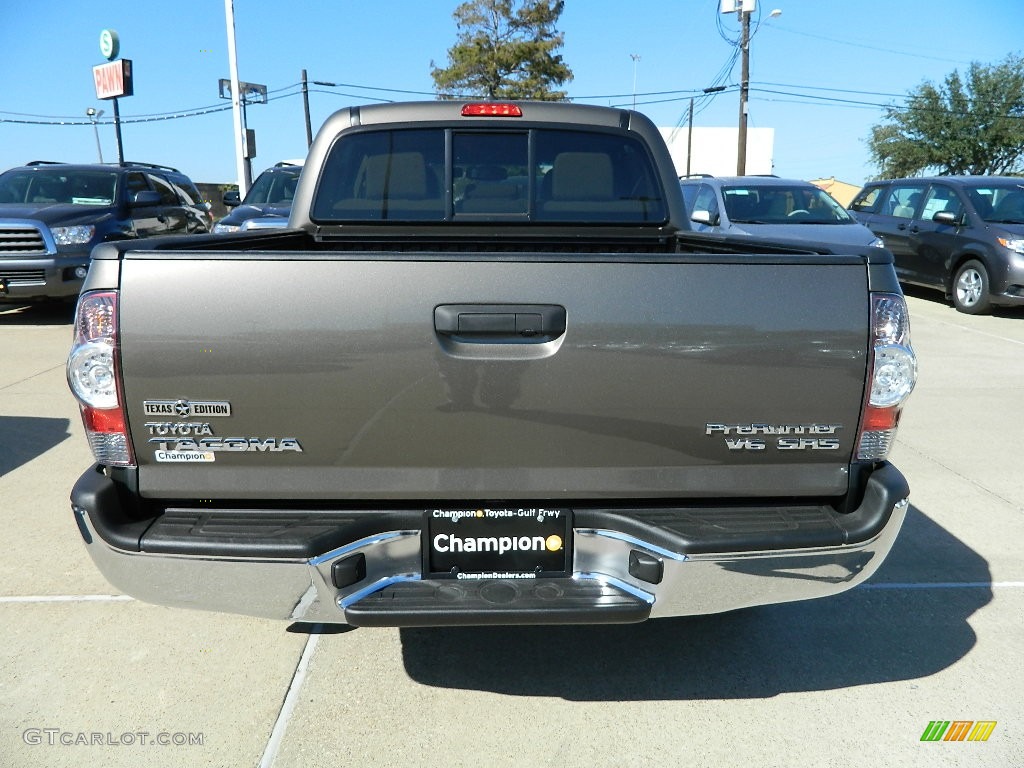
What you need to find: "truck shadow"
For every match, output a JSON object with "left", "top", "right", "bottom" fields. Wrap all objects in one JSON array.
[
  {"left": 0, "top": 417, "right": 72, "bottom": 477},
  {"left": 399, "top": 506, "right": 990, "bottom": 700},
  {"left": 0, "top": 302, "right": 75, "bottom": 326}
]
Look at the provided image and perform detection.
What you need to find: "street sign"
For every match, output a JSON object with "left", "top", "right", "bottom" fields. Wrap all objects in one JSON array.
[
  {"left": 99, "top": 29, "right": 120, "bottom": 60},
  {"left": 218, "top": 79, "right": 268, "bottom": 104},
  {"left": 93, "top": 59, "right": 134, "bottom": 100}
]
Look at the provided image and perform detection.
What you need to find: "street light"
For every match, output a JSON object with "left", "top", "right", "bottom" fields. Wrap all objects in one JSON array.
[
  {"left": 86, "top": 107, "right": 105, "bottom": 163},
  {"left": 736, "top": 5, "right": 782, "bottom": 175},
  {"left": 686, "top": 86, "right": 727, "bottom": 177},
  {"left": 630, "top": 54, "right": 641, "bottom": 110}
]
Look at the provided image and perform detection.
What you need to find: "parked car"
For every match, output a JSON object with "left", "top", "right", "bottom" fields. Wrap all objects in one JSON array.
[
  {"left": 849, "top": 176, "right": 1024, "bottom": 314},
  {"left": 680, "top": 175, "right": 883, "bottom": 248},
  {"left": 0, "top": 160, "right": 211, "bottom": 302},
  {"left": 213, "top": 161, "right": 303, "bottom": 233}
]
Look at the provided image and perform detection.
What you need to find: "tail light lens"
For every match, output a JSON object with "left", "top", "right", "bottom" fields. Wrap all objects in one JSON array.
[
  {"left": 67, "top": 291, "right": 135, "bottom": 466},
  {"left": 857, "top": 293, "right": 917, "bottom": 461},
  {"left": 461, "top": 103, "right": 523, "bottom": 117}
]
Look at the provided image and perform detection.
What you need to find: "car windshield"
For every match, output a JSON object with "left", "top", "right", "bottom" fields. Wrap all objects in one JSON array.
[
  {"left": 243, "top": 170, "right": 298, "bottom": 205},
  {"left": 722, "top": 185, "right": 853, "bottom": 224},
  {"left": 0, "top": 169, "right": 118, "bottom": 206},
  {"left": 967, "top": 184, "right": 1024, "bottom": 224}
]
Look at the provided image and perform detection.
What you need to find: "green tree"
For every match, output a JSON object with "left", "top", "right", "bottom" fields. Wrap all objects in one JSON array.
[
  {"left": 431, "top": 0, "right": 573, "bottom": 101},
  {"left": 868, "top": 54, "right": 1024, "bottom": 178}
]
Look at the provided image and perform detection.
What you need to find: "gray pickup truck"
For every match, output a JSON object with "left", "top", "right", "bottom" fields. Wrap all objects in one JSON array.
[{"left": 67, "top": 101, "right": 917, "bottom": 627}]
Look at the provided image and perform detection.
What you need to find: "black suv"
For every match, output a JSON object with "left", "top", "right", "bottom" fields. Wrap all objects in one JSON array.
[
  {"left": 213, "top": 161, "right": 302, "bottom": 233},
  {"left": 0, "top": 161, "right": 212, "bottom": 302},
  {"left": 850, "top": 176, "right": 1024, "bottom": 314}
]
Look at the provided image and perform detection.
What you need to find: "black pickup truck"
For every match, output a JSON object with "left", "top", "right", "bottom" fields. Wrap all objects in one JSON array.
[{"left": 67, "top": 101, "right": 917, "bottom": 627}]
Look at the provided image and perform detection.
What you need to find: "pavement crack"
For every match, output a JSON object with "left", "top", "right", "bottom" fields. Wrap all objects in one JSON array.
[
  {"left": 898, "top": 440, "right": 1020, "bottom": 511},
  {"left": 258, "top": 628, "right": 321, "bottom": 767},
  {"left": 1, "top": 363, "right": 67, "bottom": 392}
]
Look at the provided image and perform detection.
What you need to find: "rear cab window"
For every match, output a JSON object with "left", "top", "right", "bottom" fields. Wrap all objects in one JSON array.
[{"left": 311, "top": 126, "right": 667, "bottom": 224}]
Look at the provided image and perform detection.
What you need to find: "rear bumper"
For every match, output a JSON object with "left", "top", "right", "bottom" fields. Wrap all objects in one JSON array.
[{"left": 71, "top": 463, "right": 909, "bottom": 626}]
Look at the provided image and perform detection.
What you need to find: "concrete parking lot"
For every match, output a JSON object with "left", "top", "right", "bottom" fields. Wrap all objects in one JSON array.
[{"left": 1, "top": 292, "right": 1021, "bottom": 768}]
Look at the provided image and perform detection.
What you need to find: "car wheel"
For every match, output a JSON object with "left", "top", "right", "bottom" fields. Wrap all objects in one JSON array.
[{"left": 952, "top": 259, "right": 991, "bottom": 314}]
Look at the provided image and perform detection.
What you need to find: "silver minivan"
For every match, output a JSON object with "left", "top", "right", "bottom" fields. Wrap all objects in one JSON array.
[{"left": 680, "top": 175, "right": 883, "bottom": 249}]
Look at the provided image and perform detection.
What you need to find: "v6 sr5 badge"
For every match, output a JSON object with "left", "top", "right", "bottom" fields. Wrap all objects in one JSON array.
[{"left": 705, "top": 422, "right": 842, "bottom": 451}]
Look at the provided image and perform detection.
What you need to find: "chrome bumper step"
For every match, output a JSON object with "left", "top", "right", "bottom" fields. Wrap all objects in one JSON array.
[{"left": 344, "top": 577, "right": 651, "bottom": 627}]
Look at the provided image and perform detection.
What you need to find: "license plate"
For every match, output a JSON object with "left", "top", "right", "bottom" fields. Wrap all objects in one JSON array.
[{"left": 425, "top": 506, "right": 571, "bottom": 579}]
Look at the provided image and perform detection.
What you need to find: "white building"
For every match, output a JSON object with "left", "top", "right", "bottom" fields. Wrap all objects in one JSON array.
[{"left": 659, "top": 126, "right": 775, "bottom": 178}]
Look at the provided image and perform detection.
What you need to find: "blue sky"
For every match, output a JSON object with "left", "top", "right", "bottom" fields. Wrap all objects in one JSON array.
[{"left": 2, "top": 1, "right": 1020, "bottom": 187}]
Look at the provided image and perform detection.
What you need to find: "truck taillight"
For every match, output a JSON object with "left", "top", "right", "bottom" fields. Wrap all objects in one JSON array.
[
  {"left": 67, "top": 291, "right": 134, "bottom": 466},
  {"left": 857, "top": 293, "right": 917, "bottom": 461}
]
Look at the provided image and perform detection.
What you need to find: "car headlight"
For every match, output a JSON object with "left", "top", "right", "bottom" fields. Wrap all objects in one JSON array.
[
  {"left": 997, "top": 237, "right": 1024, "bottom": 254},
  {"left": 51, "top": 225, "right": 96, "bottom": 245},
  {"left": 212, "top": 222, "right": 241, "bottom": 234},
  {"left": 869, "top": 237, "right": 885, "bottom": 248},
  {"left": 241, "top": 217, "right": 288, "bottom": 230}
]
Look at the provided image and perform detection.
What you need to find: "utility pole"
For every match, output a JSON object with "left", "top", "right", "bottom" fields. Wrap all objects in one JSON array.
[
  {"left": 301, "top": 69, "right": 313, "bottom": 148},
  {"left": 686, "top": 98, "right": 694, "bottom": 177},
  {"left": 736, "top": 7, "right": 750, "bottom": 176},
  {"left": 224, "top": 0, "right": 250, "bottom": 195},
  {"left": 731, "top": 3, "right": 781, "bottom": 175}
]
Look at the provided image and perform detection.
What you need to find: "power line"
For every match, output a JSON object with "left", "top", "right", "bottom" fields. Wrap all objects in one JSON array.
[
  {"left": 751, "top": 81, "right": 915, "bottom": 100},
  {"left": 307, "top": 88, "right": 394, "bottom": 104},
  {"left": 752, "top": 87, "right": 891, "bottom": 110},
  {"left": 4, "top": 73, "right": 1021, "bottom": 130},
  {"left": 0, "top": 85, "right": 333, "bottom": 127},
  {"left": 762, "top": 23, "right": 978, "bottom": 66},
  {"left": 750, "top": 85, "right": 1024, "bottom": 119},
  {"left": 310, "top": 80, "right": 437, "bottom": 98},
  {"left": 751, "top": 94, "right": 888, "bottom": 113}
]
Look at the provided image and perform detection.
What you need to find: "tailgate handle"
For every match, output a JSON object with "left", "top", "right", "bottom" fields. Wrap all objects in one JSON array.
[{"left": 434, "top": 304, "right": 566, "bottom": 342}]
